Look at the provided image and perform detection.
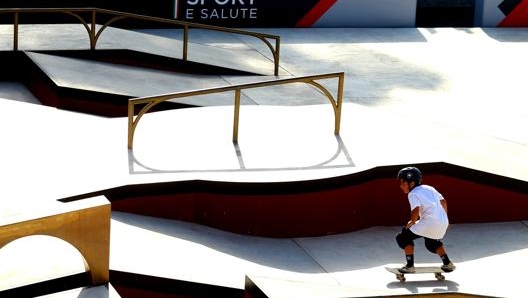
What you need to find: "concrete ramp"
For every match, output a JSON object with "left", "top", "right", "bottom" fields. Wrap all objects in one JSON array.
[{"left": 111, "top": 211, "right": 528, "bottom": 298}]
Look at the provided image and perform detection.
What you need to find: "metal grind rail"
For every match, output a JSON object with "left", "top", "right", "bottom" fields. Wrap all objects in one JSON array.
[{"left": 0, "top": 7, "right": 281, "bottom": 75}]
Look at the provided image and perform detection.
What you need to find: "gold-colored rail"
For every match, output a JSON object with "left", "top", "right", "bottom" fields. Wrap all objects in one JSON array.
[
  {"left": 127, "top": 72, "right": 345, "bottom": 149},
  {"left": 0, "top": 7, "right": 281, "bottom": 75}
]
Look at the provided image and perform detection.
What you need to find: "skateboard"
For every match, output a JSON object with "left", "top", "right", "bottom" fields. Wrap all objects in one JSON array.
[{"left": 385, "top": 266, "right": 448, "bottom": 282}]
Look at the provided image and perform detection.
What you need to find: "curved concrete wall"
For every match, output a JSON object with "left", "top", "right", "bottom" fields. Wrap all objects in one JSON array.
[{"left": 108, "top": 163, "right": 528, "bottom": 237}]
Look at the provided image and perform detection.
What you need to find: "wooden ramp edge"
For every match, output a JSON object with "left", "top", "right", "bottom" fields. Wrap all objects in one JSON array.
[{"left": 0, "top": 196, "right": 111, "bottom": 286}]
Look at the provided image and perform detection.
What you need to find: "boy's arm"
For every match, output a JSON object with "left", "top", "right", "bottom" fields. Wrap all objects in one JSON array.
[
  {"left": 440, "top": 199, "right": 448, "bottom": 214},
  {"left": 406, "top": 207, "right": 420, "bottom": 228}
]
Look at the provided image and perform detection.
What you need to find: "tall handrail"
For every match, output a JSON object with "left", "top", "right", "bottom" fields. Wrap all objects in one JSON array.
[
  {"left": 0, "top": 7, "right": 281, "bottom": 75},
  {"left": 127, "top": 72, "right": 345, "bottom": 149}
]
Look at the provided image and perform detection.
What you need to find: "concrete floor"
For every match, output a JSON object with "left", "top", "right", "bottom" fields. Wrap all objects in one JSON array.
[{"left": 0, "top": 25, "right": 527, "bottom": 297}]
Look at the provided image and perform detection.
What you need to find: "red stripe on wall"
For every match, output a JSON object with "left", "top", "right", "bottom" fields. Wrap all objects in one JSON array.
[
  {"left": 499, "top": 0, "right": 528, "bottom": 26},
  {"left": 296, "top": 0, "right": 338, "bottom": 27}
]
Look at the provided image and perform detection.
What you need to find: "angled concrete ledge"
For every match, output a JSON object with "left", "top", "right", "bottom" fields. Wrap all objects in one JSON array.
[
  {"left": 0, "top": 196, "right": 111, "bottom": 285},
  {"left": 245, "top": 275, "right": 502, "bottom": 298}
]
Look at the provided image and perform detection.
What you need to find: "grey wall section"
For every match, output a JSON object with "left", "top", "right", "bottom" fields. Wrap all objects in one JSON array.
[
  {"left": 314, "top": 0, "right": 417, "bottom": 27},
  {"left": 474, "top": 0, "right": 504, "bottom": 26}
]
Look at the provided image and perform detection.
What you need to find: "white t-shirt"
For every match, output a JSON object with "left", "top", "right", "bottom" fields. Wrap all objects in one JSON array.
[{"left": 408, "top": 185, "right": 449, "bottom": 239}]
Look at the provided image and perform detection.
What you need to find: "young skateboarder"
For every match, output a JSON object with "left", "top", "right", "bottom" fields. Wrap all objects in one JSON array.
[{"left": 395, "top": 166, "right": 456, "bottom": 273}]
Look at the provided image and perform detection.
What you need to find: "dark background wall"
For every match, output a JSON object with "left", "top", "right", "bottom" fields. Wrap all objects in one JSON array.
[
  {"left": 1, "top": 0, "right": 520, "bottom": 28},
  {"left": 416, "top": 0, "right": 476, "bottom": 27}
]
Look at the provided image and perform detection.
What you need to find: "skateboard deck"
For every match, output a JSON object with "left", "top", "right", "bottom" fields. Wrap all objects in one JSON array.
[{"left": 385, "top": 266, "right": 448, "bottom": 282}]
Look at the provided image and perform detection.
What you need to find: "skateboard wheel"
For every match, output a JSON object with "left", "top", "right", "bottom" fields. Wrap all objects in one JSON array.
[
  {"left": 435, "top": 273, "right": 445, "bottom": 281},
  {"left": 396, "top": 274, "right": 406, "bottom": 282}
]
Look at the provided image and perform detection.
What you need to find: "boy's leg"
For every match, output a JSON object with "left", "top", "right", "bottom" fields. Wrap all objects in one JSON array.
[
  {"left": 424, "top": 238, "right": 456, "bottom": 272},
  {"left": 396, "top": 228, "right": 420, "bottom": 271}
]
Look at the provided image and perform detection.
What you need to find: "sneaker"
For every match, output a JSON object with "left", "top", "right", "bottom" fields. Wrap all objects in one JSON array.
[
  {"left": 398, "top": 266, "right": 416, "bottom": 273},
  {"left": 441, "top": 262, "right": 456, "bottom": 272}
]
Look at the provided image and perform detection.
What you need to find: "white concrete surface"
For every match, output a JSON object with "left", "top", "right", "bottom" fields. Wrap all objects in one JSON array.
[
  {"left": 37, "top": 284, "right": 121, "bottom": 298},
  {"left": 110, "top": 212, "right": 528, "bottom": 298}
]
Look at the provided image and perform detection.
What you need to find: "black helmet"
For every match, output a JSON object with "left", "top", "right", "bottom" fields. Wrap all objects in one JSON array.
[{"left": 397, "top": 167, "right": 422, "bottom": 185}]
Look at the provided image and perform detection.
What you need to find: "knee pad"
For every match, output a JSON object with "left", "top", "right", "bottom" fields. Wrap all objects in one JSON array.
[
  {"left": 396, "top": 229, "right": 414, "bottom": 249},
  {"left": 425, "top": 239, "right": 442, "bottom": 253}
]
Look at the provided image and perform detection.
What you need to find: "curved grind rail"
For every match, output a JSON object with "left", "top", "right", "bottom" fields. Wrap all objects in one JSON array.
[
  {"left": 127, "top": 72, "right": 345, "bottom": 149},
  {"left": 0, "top": 7, "right": 281, "bottom": 75}
]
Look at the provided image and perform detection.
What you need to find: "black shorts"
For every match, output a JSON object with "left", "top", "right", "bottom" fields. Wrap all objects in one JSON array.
[{"left": 396, "top": 227, "right": 443, "bottom": 253}]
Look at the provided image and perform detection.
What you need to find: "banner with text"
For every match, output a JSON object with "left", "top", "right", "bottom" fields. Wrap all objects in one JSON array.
[{"left": 174, "top": 0, "right": 417, "bottom": 27}]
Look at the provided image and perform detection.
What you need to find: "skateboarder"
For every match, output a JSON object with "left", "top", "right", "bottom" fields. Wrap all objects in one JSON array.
[{"left": 395, "top": 166, "right": 456, "bottom": 273}]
